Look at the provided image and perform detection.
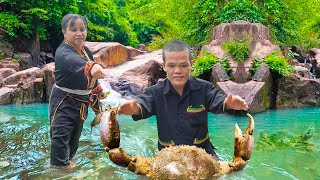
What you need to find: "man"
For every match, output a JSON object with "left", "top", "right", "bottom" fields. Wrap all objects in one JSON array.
[{"left": 117, "top": 40, "right": 248, "bottom": 158}]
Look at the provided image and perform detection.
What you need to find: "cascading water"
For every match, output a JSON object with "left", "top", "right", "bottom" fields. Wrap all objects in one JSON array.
[{"left": 98, "top": 79, "right": 125, "bottom": 107}]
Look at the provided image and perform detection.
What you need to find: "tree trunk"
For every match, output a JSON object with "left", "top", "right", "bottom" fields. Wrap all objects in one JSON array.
[
  {"left": 29, "top": 31, "right": 42, "bottom": 67},
  {"left": 12, "top": 31, "right": 42, "bottom": 68}
]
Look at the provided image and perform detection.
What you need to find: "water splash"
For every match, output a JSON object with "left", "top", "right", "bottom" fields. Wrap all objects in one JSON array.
[{"left": 98, "top": 79, "right": 125, "bottom": 107}]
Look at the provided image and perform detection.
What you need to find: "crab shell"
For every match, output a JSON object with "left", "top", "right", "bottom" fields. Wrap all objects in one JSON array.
[{"left": 107, "top": 113, "right": 255, "bottom": 179}]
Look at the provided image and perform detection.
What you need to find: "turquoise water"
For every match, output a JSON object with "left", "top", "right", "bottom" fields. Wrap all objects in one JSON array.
[{"left": 0, "top": 103, "right": 319, "bottom": 179}]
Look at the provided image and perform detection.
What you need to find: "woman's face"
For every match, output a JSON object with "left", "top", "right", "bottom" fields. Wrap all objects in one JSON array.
[{"left": 63, "top": 18, "right": 87, "bottom": 49}]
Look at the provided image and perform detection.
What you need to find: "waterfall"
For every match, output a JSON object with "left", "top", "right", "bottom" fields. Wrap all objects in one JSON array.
[{"left": 98, "top": 79, "right": 124, "bottom": 107}]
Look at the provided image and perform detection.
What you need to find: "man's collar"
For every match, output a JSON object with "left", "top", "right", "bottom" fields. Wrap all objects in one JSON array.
[{"left": 163, "top": 77, "right": 200, "bottom": 95}]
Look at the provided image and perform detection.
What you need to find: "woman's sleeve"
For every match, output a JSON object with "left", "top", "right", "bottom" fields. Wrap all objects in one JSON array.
[{"left": 55, "top": 46, "right": 96, "bottom": 89}]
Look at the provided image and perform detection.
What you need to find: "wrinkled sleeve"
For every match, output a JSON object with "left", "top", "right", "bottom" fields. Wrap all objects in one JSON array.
[
  {"left": 55, "top": 45, "right": 96, "bottom": 90},
  {"left": 206, "top": 83, "right": 232, "bottom": 114},
  {"left": 132, "top": 88, "right": 155, "bottom": 121},
  {"left": 85, "top": 47, "right": 104, "bottom": 114}
]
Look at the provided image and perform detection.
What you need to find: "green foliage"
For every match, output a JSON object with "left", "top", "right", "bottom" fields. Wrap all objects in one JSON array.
[
  {"left": 12, "top": 53, "right": 21, "bottom": 63},
  {"left": 0, "top": 13, "right": 20, "bottom": 37},
  {"left": 219, "top": 56, "right": 231, "bottom": 72},
  {"left": 251, "top": 57, "right": 264, "bottom": 73},
  {"left": 191, "top": 52, "right": 218, "bottom": 77},
  {"left": 1, "top": 0, "right": 320, "bottom": 51},
  {"left": 221, "top": 40, "right": 249, "bottom": 62},
  {"left": 215, "top": 0, "right": 265, "bottom": 24},
  {"left": 264, "top": 52, "right": 293, "bottom": 76}
]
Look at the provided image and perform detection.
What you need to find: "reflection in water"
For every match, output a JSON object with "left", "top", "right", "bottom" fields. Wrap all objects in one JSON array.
[{"left": 0, "top": 104, "right": 319, "bottom": 179}]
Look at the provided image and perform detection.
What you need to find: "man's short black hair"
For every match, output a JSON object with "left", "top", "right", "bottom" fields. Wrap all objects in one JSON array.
[{"left": 162, "top": 40, "right": 192, "bottom": 62}]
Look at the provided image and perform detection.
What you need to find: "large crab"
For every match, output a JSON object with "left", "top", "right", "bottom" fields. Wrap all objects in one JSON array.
[{"left": 91, "top": 105, "right": 255, "bottom": 179}]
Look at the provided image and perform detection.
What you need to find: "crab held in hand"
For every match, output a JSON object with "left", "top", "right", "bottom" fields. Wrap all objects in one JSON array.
[{"left": 92, "top": 106, "right": 254, "bottom": 179}]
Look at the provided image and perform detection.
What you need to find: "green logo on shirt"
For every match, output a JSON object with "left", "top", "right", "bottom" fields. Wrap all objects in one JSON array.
[{"left": 187, "top": 105, "right": 205, "bottom": 113}]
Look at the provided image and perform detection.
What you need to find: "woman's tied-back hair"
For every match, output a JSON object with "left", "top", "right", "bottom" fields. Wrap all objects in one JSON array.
[
  {"left": 162, "top": 40, "right": 192, "bottom": 63},
  {"left": 61, "top": 14, "right": 87, "bottom": 31}
]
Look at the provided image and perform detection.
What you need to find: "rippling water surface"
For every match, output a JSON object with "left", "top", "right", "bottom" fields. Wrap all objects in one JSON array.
[{"left": 0, "top": 103, "right": 319, "bottom": 179}]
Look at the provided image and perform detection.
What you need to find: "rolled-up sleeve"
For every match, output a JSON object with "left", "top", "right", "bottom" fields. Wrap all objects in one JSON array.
[
  {"left": 132, "top": 88, "right": 155, "bottom": 121},
  {"left": 205, "top": 83, "right": 227, "bottom": 114}
]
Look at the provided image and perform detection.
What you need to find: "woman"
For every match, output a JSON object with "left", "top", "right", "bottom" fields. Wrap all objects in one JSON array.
[{"left": 49, "top": 14, "right": 106, "bottom": 168}]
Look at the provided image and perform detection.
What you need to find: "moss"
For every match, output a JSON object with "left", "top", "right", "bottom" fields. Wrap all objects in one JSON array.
[{"left": 260, "top": 84, "right": 270, "bottom": 108}]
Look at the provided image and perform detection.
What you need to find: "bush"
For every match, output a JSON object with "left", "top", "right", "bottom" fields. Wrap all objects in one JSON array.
[
  {"left": 221, "top": 40, "right": 249, "bottom": 62},
  {"left": 192, "top": 52, "right": 218, "bottom": 77},
  {"left": 264, "top": 52, "right": 293, "bottom": 76},
  {"left": 219, "top": 56, "right": 231, "bottom": 73}
]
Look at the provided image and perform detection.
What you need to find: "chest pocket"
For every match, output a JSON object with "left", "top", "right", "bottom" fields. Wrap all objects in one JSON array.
[{"left": 187, "top": 105, "right": 206, "bottom": 126}]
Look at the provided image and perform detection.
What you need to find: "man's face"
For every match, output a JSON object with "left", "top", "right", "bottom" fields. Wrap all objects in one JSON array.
[{"left": 162, "top": 50, "right": 192, "bottom": 90}]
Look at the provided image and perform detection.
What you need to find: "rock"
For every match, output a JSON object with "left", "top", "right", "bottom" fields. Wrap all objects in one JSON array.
[
  {"left": 0, "top": 59, "right": 20, "bottom": 72},
  {"left": 137, "top": 44, "right": 146, "bottom": 51},
  {"left": 294, "top": 65, "right": 313, "bottom": 78},
  {"left": 18, "top": 52, "right": 33, "bottom": 70},
  {"left": 2, "top": 67, "right": 40, "bottom": 86},
  {"left": 217, "top": 80, "right": 270, "bottom": 113},
  {"left": 252, "top": 64, "right": 270, "bottom": 82},
  {"left": 291, "top": 45, "right": 304, "bottom": 57},
  {"left": 250, "top": 41, "right": 279, "bottom": 59},
  {"left": 0, "top": 87, "right": 14, "bottom": 105},
  {"left": 0, "top": 38, "right": 13, "bottom": 59},
  {"left": 0, "top": 68, "right": 17, "bottom": 86},
  {"left": 276, "top": 74, "right": 320, "bottom": 108},
  {"left": 40, "top": 63, "right": 55, "bottom": 101},
  {"left": 45, "top": 53, "right": 54, "bottom": 63},
  {"left": 126, "top": 46, "right": 145, "bottom": 59},
  {"left": 210, "top": 63, "right": 230, "bottom": 86},
  {"left": 211, "top": 20, "right": 272, "bottom": 42},
  {"left": 85, "top": 41, "right": 129, "bottom": 67},
  {"left": 120, "top": 60, "right": 164, "bottom": 92}
]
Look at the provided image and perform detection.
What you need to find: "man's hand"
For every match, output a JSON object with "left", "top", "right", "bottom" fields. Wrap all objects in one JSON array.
[
  {"left": 91, "top": 64, "right": 106, "bottom": 79},
  {"left": 117, "top": 99, "right": 142, "bottom": 115},
  {"left": 224, "top": 93, "right": 249, "bottom": 111}
]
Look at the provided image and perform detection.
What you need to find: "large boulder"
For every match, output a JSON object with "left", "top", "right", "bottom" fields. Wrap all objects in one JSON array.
[
  {"left": 101, "top": 49, "right": 164, "bottom": 98},
  {"left": 0, "top": 68, "right": 17, "bottom": 87},
  {"left": 217, "top": 80, "right": 269, "bottom": 113},
  {"left": 120, "top": 60, "right": 163, "bottom": 91},
  {"left": 18, "top": 52, "right": 33, "bottom": 70},
  {"left": 40, "top": 63, "right": 55, "bottom": 101},
  {"left": 309, "top": 48, "right": 320, "bottom": 78},
  {"left": 2, "top": 67, "right": 40, "bottom": 86},
  {"left": 211, "top": 20, "right": 272, "bottom": 43},
  {"left": 0, "top": 59, "right": 20, "bottom": 71},
  {"left": 0, "top": 67, "right": 45, "bottom": 105},
  {"left": 276, "top": 74, "right": 320, "bottom": 108},
  {"left": 85, "top": 42, "right": 129, "bottom": 67}
]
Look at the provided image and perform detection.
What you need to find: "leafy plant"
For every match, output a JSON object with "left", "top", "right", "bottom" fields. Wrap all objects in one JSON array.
[
  {"left": 192, "top": 52, "right": 218, "bottom": 77},
  {"left": 219, "top": 56, "right": 231, "bottom": 72},
  {"left": 250, "top": 57, "right": 264, "bottom": 73},
  {"left": 264, "top": 52, "right": 293, "bottom": 76},
  {"left": 12, "top": 53, "right": 21, "bottom": 63},
  {"left": 222, "top": 40, "right": 249, "bottom": 62}
]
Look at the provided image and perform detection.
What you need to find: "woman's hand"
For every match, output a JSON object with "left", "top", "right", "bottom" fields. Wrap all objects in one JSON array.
[
  {"left": 91, "top": 64, "right": 106, "bottom": 79},
  {"left": 224, "top": 93, "right": 249, "bottom": 111}
]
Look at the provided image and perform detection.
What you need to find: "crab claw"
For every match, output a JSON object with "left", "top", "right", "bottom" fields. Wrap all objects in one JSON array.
[
  {"left": 108, "top": 148, "right": 131, "bottom": 167},
  {"left": 233, "top": 113, "right": 255, "bottom": 169}
]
